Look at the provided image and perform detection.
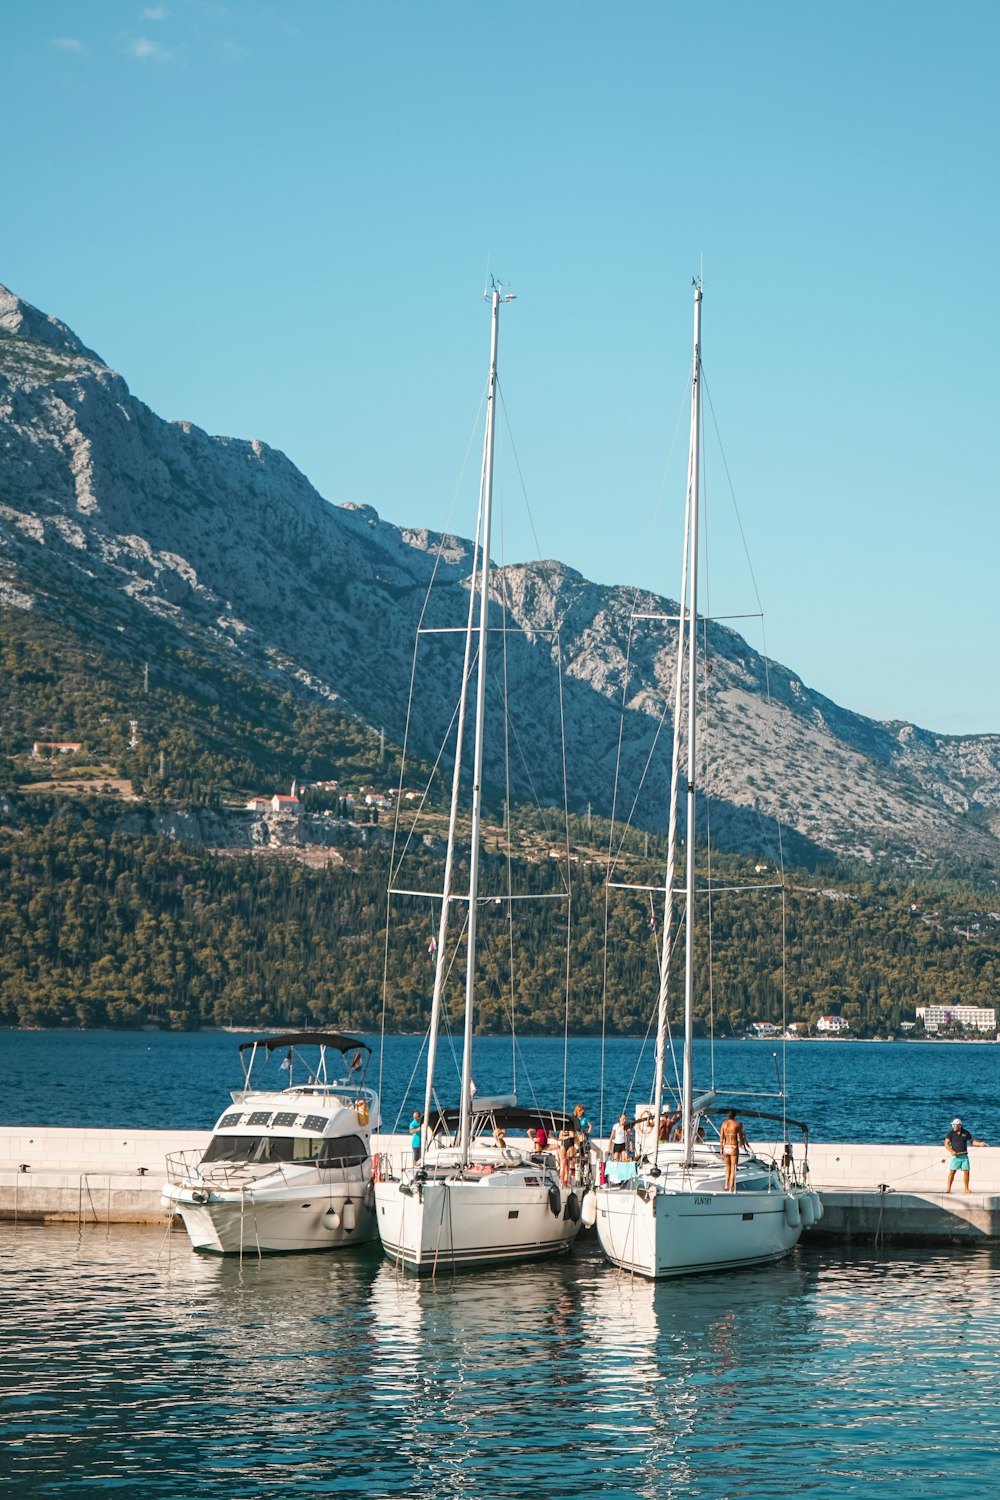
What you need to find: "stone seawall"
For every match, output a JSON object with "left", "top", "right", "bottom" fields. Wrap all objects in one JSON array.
[{"left": 0, "top": 1127, "right": 210, "bottom": 1225}]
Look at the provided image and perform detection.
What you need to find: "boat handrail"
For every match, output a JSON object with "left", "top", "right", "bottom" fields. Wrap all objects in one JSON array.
[{"left": 228, "top": 1083, "right": 379, "bottom": 1103}]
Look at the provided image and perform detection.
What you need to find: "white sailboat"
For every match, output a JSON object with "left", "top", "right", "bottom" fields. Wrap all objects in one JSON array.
[
  {"left": 373, "top": 284, "right": 587, "bottom": 1273},
  {"left": 594, "top": 283, "right": 822, "bottom": 1279}
]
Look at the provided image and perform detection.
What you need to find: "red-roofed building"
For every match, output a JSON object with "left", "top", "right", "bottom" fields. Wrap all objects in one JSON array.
[{"left": 270, "top": 794, "right": 301, "bottom": 815}]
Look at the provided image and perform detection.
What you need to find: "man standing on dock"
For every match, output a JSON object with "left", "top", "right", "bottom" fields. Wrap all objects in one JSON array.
[{"left": 944, "top": 1117, "right": 986, "bottom": 1194}]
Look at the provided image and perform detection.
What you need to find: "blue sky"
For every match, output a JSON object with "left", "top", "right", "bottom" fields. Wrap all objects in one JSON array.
[{"left": 2, "top": 1, "right": 998, "bottom": 735}]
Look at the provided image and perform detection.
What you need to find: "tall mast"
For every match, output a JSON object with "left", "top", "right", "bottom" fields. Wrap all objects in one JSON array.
[
  {"left": 419, "top": 506, "right": 483, "bottom": 1159},
  {"left": 681, "top": 282, "right": 702, "bottom": 1165},
  {"left": 458, "top": 282, "right": 508, "bottom": 1160},
  {"left": 649, "top": 437, "right": 692, "bottom": 1170}
]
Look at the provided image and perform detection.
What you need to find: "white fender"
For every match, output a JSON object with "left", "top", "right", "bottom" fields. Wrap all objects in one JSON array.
[
  {"left": 322, "top": 1206, "right": 341, "bottom": 1231},
  {"left": 580, "top": 1189, "right": 598, "bottom": 1229},
  {"left": 809, "top": 1190, "right": 824, "bottom": 1222},
  {"left": 342, "top": 1198, "right": 357, "bottom": 1233},
  {"left": 798, "top": 1192, "right": 816, "bottom": 1226},
  {"left": 784, "top": 1195, "right": 801, "bottom": 1229}
]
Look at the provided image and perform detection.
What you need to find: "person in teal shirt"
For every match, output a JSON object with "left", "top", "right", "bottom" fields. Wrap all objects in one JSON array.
[
  {"left": 945, "top": 1116, "right": 986, "bottom": 1193},
  {"left": 573, "top": 1104, "right": 592, "bottom": 1178},
  {"left": 410, "top": 1111, "right": 423, "bottom": 1166}
]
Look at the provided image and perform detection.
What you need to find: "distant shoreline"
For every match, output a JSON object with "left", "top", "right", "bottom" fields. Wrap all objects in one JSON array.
[
  {"left": 749, "top": 1034, "right": 999, "bottom": 1045},
  {"left": 3, "top": 1026, "right": 997, "bottom": 1045}
]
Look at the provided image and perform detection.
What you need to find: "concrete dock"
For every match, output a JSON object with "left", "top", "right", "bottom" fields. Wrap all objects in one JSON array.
[
  {"left": 2, "top": 1128, "right": 999, "bottom": 1245},
  {"left": 795, "top": 1140, "right": 1000, "bottom": 1244}
]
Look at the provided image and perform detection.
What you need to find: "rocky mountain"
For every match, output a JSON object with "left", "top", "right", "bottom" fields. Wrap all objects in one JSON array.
[{"left": 2, "top": 279, "right": 999, "bottom": 866}]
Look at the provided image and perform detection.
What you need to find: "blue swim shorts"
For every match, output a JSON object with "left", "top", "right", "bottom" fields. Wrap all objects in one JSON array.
[{"left": 949, "top": 1154, "right": 970, "bottom": 1171}]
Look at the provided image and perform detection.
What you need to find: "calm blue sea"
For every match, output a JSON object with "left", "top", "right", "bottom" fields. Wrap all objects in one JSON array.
[
  {"left": 2, "top": 1226, "right": 999, "bottom": 1499},
  {"left": 4, "top": 1032, "right": 1000, "bottom": 1499},
  {"left": 1, "top": 1029, "right": 997, "bottom": 1143}
]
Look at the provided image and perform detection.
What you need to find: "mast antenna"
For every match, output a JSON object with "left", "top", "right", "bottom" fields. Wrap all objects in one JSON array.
[{"left": 485, "top": 273, "right": 516, "bottom": 304}]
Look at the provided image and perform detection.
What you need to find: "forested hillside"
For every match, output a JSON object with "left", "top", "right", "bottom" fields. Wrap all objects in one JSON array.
[
  {"left": 0, "top": 611, "right": 395, "bottom": 802},
  {"left": 2, "top": 795, "right": 997, "bottom": 1036}
]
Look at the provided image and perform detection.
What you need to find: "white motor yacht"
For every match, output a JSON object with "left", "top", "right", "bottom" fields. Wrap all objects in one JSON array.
[{"left": 162, "top": 1030, "right": 380, "bottom": 1255}]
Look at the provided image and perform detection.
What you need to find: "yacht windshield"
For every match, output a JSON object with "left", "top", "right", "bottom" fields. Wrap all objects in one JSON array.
[{"left": 202, "top": 1134, "right": 368, "bottom": 1166}]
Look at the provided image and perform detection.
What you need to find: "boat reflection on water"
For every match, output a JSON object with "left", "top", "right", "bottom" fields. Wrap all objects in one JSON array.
[
  {"left": 6, "top": 1225, "right": 1000, "bottom": 1498},
  {"left": 361, "top": 1241, "right": 821, "bottom": 1496}
]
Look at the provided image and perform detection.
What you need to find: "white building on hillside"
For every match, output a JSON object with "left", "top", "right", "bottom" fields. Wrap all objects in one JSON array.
[
  {"left": 915, "top": 1005, "right": 996, "bottom": 1034},
  {"left": 816, "top": 1015, "right": 850, "bottom": 1034},
  {"left": 32, "top": 740, "right": 82, "bottom": 757}
]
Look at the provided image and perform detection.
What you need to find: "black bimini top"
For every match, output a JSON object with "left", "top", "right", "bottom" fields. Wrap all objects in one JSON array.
[
  {"left": 430, "top": 1105, "right": 580, "bottom": 1135},
  {"left": 702, "top": 1105, "right": 809, "bottom": 1139},
  {"left": 238, "top": 1031, "right": 371, "bottom": 1055}
]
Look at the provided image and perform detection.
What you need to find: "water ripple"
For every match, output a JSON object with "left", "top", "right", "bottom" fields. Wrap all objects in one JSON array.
[{"left": 3, "top": 1227, "right": 1000, "bottom": 1498}]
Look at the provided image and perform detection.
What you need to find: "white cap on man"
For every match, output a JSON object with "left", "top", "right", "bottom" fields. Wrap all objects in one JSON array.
[{"left": 952, "top": 1117, "right": 962, "bottom": 1128}]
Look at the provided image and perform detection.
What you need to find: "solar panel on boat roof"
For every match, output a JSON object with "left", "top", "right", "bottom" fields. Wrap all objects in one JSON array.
[
  {"left": 219, "top": 1112, "right": 242, "bottom": 1128},
  {"left": 303, "top": 1115, "right": 328, "bottom": 1133},
  {"left": 272, "top": 1111, "right": 297, "bottom": 1127},
  {"left": 247, "top": 1111, "right": 272, "bottom": 1126}
]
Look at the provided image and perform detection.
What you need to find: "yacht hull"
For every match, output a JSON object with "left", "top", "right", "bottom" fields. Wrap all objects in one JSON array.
[
  {"left": 163, "top": 1173, "right": 377, "bottom": 1255},
  {"left": 374, "top": 1172, "right": 581, "bottom": 1272},
  {"left": 594, "top": 1181, "right": 802, "bottom": 1279}
]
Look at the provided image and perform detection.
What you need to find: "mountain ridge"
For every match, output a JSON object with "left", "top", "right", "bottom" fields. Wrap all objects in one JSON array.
[{"left": 1, "top": 279, "right": 998, "bottom": 866}]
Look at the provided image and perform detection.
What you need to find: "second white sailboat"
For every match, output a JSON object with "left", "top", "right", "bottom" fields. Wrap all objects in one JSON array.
[{"left": 594, "top": 283, "right": 821, "bottom": 1279}]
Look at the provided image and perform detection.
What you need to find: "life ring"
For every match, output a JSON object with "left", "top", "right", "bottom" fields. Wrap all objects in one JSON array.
[
  {"left": 356, "top": 1101, "right": 369, "bottom": 1127},
  {"left": 548, "top": 1185, "right": 562, "bottom": 1217},
  {"left": 371, "top": 1152, "right": 379, "bottom": 1180},
  {"left": 564, "top": 1191, "right": 581, "bottom": 1224}
]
